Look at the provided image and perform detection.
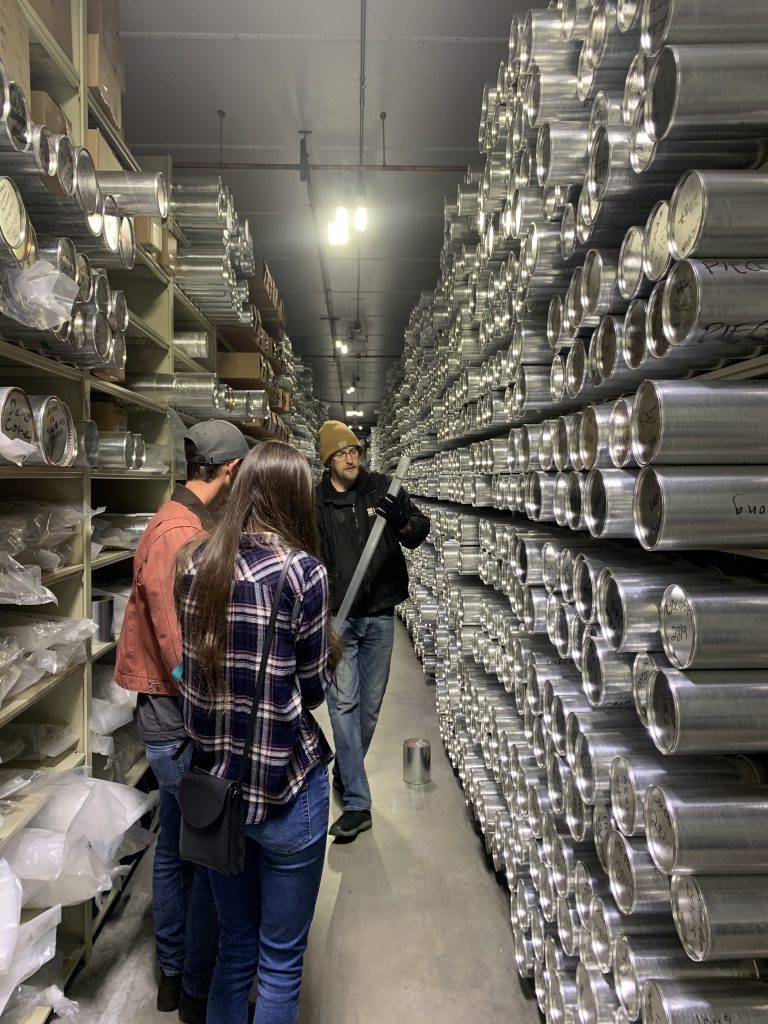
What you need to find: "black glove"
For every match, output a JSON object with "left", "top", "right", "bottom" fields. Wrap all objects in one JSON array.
[{"left": 375, "top": 493, "right": 409, "bottom": 531}]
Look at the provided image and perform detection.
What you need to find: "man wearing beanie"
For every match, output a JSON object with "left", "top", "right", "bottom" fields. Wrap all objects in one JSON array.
[{"left": 315, "top": 420, "right": 430, "bottom": 840}]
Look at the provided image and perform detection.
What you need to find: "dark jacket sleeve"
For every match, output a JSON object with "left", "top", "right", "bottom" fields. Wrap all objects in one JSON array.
[{"left": 374, "top": 472, "right": 430, "bottom": 550}]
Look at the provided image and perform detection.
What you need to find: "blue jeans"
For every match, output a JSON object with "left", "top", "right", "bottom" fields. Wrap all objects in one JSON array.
[
  {"left": 144, "top": 738, "right": 219, "bottom": 999},
  {"left": 206, "top": 764, "right": 329, "bottom": 1024},
  {"left": 326, "top": 614, "right": 395, "bottom": 811}
]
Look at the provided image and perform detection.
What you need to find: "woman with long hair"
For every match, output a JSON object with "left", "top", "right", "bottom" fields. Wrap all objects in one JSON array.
[{"left": 176, "top": 440, "right": 340, "bottom": 1024}]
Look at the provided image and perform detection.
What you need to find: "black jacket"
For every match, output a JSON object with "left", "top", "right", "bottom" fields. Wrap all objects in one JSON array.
[{"left": 315, "top": 467, "right": 430, "bottom": 616}]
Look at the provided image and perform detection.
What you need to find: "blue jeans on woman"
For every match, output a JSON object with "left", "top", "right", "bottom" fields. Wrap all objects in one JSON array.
[
  {"left": 143, "top": 738, "right": 219, "bottom": 999},
  {"left": 326, "top": 614, "right": 395, "bottom": 811},
  {"left": 206, "top": 763, "right": 329, "bottom": 1024}
]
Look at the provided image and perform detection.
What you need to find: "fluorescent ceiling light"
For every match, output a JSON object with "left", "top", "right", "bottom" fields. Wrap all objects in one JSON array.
[{"left": 354, "top": 205, "right": 368, "bottom": 232}]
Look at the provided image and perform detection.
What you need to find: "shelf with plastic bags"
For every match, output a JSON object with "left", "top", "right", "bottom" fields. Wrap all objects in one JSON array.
[
  {"left": 0, "top": 666, "right": 82, "bottom": 731},
  {"left": 0, "top": 749, "right": 86, "bottom": 853}
]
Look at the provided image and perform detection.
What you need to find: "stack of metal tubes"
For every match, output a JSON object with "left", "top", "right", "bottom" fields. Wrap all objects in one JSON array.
[
  {"left": 172, "top": 178, "right": 256, "bottom": 327},
  {"left": 0, "top": 59, "right": 167, "bottom": 371},
  {"left": 381, "top": 1, "right": 768, "bottom": 1020}
]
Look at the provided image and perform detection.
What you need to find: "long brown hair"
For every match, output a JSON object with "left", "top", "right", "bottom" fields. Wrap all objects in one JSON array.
[{"left": 176, "top": 440, "right": 339, "bottom": 693}]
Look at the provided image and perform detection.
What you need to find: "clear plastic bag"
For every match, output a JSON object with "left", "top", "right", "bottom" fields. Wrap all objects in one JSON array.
[
  {"left": 0, "top": 615, "right": 98, "bottom": 654},
  {"left": 0, "top": 260, "right": 79, "bottom": 330},
  {"left": 3, "top": 828, "right": 112, "bottom": 909},
  {"left": 0, "top": 857, "right": 22, "bottom": 974},
  {"left": 0, "top": 436, "right": 37, "bottom": 468},
  {"left": 0, "top": 555, "right": 57, "bottom": 607},
  {"left": 0, "top": 723, "right": 78, "bottom": 762},
  {"left": 0, "top": 768, "right": 49, "bottom": 800},
  {"left": 0, "top": 638, "right": 23, "bottom": 706},
  {"left": 0, "top": 983, "right": 79, "bottom": 1024},
  {"left": 0, "top": 904, "right": 61, "bottom": 1016}
]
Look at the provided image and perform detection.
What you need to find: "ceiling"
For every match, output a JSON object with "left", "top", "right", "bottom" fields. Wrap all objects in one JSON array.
[{"left": 120, "top": 1, "right": 521, "bottom": 426}]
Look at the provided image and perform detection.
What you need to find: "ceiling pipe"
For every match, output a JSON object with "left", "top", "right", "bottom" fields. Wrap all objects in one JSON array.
[
  {"left": 298, "top": 131, "right": 345, "bottom": 406},
  {"left": 354, "top": 0, "right": 367, "bottom": 330}
]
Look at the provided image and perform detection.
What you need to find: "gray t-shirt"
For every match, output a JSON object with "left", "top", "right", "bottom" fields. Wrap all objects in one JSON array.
[{"left": 136, "top": 693, "right": 187, "bottom": 741}]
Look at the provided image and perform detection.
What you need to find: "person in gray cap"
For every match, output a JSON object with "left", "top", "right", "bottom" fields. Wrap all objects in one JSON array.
[{"left": 116, "top": 420, "right": 248, "bottom": 1024}]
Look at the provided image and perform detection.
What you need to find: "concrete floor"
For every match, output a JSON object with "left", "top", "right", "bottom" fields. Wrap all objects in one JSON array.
[{"left": 68, "top": 623, "right": 540, "bottom": 1023}]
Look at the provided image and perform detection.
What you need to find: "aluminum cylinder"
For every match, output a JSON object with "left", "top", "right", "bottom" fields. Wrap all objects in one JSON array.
[
  {"left": 645, "top": 783, "right": 768, "bottom": 875},
  {"left": 633, "top": 466, "right": 768, "bottom": 550},
  {"left": 671, "top": 874, "right": 768, "bottom": 960},
  {"left": 660, "top": 582, "right": 768, "bottom": 670},
  {"left": 643, "top": 979, "right": 768, "bottom": 1024},
  {"left": 645, "top": 45, "right": 768, "bottom": 142},
  {"left": 613, "top": 935, "right": 758, "bottom": 1023},
  {"left": 647, "top": 666, "right": 768, "bottom": 754},
  {"left": 669, "top": 170, "right": 768, "bottom": 261}
]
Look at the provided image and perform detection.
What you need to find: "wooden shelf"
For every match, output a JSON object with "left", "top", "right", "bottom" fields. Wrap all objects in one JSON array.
[
  {"left": 134, "top": 245, "right": 171, "bottom": 287},
  {"left": 126, "top": 311, "right": 170, "bottom": 353},
  {"left": 0, "top": 666, "right": 81, "bottom": 729},
  {"left": 90, "top": 638, "right": 117, "bottom": 660},
  {"left": 173, "top": 285, "right": 216, "bottom": 333},
  {"left": 20, "top": 0, "right": 79, "bottom": 91},
  {"left": 0, "top": 466, "right": 84, "bottom": 480},
  {"left": 0, "top": 791, "right": 50, "bottom": 852},
  {"left": 87, "top": 93, "right": 139, "bottom": 171},
  {"left": 92, "top": 471, "right": 170, "bottom": 480},
  {"left": 125, "top": 755, "right": 149, "bottom": 788},
  {"left": 87, "top": 378, "right": 169, "bottom": 414},
  {"left": 0, "top": 338, "right": 84, "bottom": 381},
  {"left": 41, "top": 562, "right": 85, "bottom": 586},
  {"left": 173, "top": 349, "right": 207, "bottom": 373},
  {"left": 0, "top": 752, "right": 85, "bottom": 852},
  {"left": 91, "top": 550, "right": 134, "bottom": 570}
]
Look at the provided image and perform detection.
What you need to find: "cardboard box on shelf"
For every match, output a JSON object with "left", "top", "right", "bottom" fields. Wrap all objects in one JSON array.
[
  {"left": 134, "top": 217, "right": 162, "bottom": 255},
  {"left": 86, "top": 127, "right": 122, "bottom": 172},
  {"left": 87, "top": 33, "right": 123, "bottom": 130},
  {"left": 0, "top": 0, "right": 30, "bottom": 98},
  {"left": 218, "top": 352, "right": 273, "bottom": 386},
  {"left": 29, "top": 0, "right": 73, "bottom": 60},
  {"left": 160, "top": 226, "right": 177, "bottom": 273},
  {"left": 280, "top": 389, "right": 291, "bottom": 413},
  {"left": 31, "top": 91, "right": 71, "bottom": 138},
  {"left": 90, "top": 401, "right": 128, "bottom": 433},
  {"left": 87, "top": 0, "right": 119, "bottom": 37}
]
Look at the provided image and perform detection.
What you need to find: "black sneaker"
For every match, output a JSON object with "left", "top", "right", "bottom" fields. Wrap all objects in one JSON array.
[
  {"left": 157, "top": 972, "right": 181, "bottom": 1012},
  {"left": 178, "top": 990, "right": 208, "bottom": 1024},
  {"left": 329, "top": 810, "right": 372, "bottom": 840}
]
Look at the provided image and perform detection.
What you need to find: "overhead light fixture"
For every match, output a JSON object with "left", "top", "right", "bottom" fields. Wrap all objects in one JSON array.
[
  {"left": 328, "top": 205, "right": 349, "bottom": 246},
  {"left": 340, "top": 342, "right": 349, "bottom": 355},
  {"left": 335, "top": 339, "right": 343, "bottom": 349},
  {"left": 346, "top": 409, "right": 364, "bottom": 418},
  {"left": 354, "top": 205, "right": 368, "bottom": 232},
  {"left": 346, "top": 385, "right": 356, "bottom": 394}
]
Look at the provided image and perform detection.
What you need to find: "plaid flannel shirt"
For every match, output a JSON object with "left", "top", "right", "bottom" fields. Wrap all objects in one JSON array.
[{"left": 178, "top": 532, "right": 334, "bottom": 824}]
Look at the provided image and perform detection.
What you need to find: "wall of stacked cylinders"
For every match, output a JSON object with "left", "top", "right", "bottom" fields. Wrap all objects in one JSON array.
[
  {"left": 172, "top": 178, "right": 256, "bottom": 326},
  {"left": 380, "top": 1, "right": 768, "bottom": 1021},
  {"left": 0, "top": 60, "right": 168, "bottom": 374}
]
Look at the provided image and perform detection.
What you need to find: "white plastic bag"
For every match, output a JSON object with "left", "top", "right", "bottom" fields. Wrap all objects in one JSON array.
[
  {"left": 0, "top": 260, "right": 79, "bottom": 329},
  {"left": 0, "top": 904, "right": 61, "bottom": 1016},
  {"left": 91, "top": 698, "right": 134, "bottom": 737},
  {"left": 0, "top": 857, "right": 22, "bottom": 973},
  {"left": 3, "top": 828, "right": 112, "bottom": 909},
  {"left": 0, "top": 769, "right": 49, "bottom": 800}
]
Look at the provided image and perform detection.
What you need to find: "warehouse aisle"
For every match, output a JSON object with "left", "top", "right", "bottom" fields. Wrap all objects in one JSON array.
[{"left": 68, "top": 622, "right": 539, "bottom": 1024}]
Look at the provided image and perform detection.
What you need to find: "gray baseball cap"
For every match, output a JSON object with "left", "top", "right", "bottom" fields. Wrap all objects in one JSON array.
[{"left": 184, "top": 420, "right": 250, "bottom": 466}]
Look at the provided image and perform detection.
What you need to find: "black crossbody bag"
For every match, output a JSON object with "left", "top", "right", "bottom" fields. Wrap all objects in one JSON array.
[{"left": 178, "top": 552, "right": 297, "bottom": 875}]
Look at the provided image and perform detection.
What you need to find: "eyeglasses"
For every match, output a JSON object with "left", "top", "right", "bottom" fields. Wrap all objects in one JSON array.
[{"left": 332, "top": 446, "right": 361, "bottom": 461}]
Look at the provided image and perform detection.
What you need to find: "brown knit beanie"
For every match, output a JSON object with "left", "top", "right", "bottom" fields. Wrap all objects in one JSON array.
[{"left": 319, "top": 420, "right": 360, "bottom": 465}]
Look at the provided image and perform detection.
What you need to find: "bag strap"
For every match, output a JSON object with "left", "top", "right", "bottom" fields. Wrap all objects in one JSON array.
[{"left": 237, "top": 550, "right": 298, "bottom": 784}]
